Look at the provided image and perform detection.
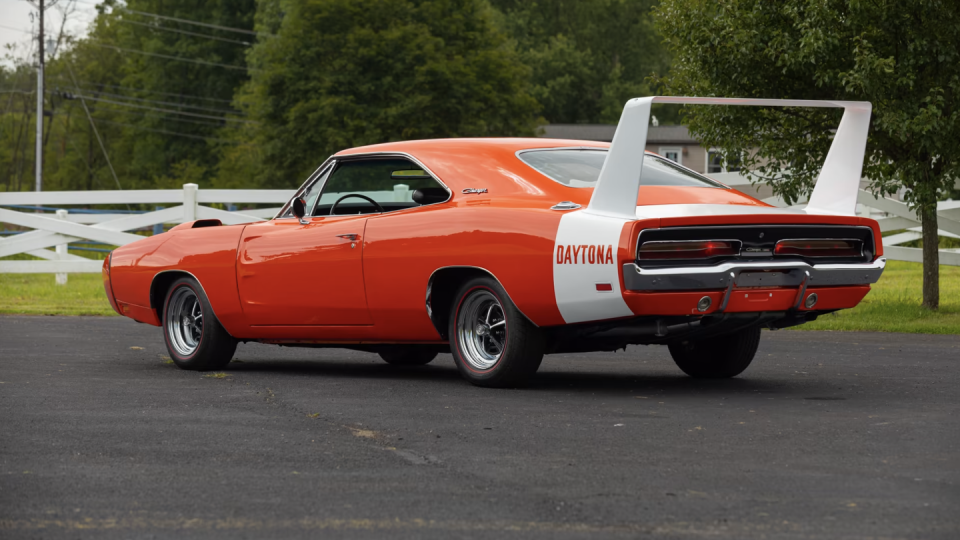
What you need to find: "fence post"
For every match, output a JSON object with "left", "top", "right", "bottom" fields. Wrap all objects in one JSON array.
[
  {"left": 183, "top": 183, "right": 198, "bottom": 222},
  {"left": 152, "top": 206, "right": 164, "bottom": 235},
  {"left": 55, "top": 209, "right": 68, "bottom": 285}
]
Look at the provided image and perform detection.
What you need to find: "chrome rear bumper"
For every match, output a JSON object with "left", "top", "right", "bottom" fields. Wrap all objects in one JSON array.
[{"left": 622, "top": 257, "right": 886, "bottom": 292}]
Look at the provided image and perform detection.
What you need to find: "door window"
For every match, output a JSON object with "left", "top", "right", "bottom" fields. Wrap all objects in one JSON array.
[{"left": 313, "top": 158, "right": 448, "bottom": 216}]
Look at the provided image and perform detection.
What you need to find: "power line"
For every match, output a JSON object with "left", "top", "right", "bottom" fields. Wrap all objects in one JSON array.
[
  {"left": 92, "top": 107, "right": 231, "bottom": 128},
  {"left": 71, "top": 93, "right": 256, "bottom": 123},
  {"left": 58, "top": 79, "right": 236, "bottom": 104},
  {"left": 88, "top": 41, "right": 250, "bottom": 71},
  {"left": 0, "top": 23, "right": 36, "bottom": 35},
  {"left": 116, "top": 18, "right": 252, "bottom": 46},
  {"left": 8, "top": 85, "right": 237, "bottom": 126},
  {"left": 66, "top": 61, "right": 125, "bottom": 195},
  {"left": 4, "top": 89, "right": 234, "bottom": 127},
  {"left": 90, "top": 118, "right": 241, "bottom": 144},
  {"left": 59, "top": 87, "right": 243, "bottom": 115},
  {"left": 119, "top": 6, "right": 271, "bottom": 38},
  {"left": 3, "top": 23, "right": 253, "bottom": 87},
  {"left": 71, "top": 0, "right": 273, "bottom": 38}
]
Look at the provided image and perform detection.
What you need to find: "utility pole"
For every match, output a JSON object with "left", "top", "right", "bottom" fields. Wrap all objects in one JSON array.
[{"left": 35, "top": 0, "right": 45, "bottom": 193}]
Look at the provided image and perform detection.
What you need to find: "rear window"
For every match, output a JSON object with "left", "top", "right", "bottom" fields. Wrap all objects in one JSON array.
[{"left": 518, "top": 149, "right": 726, "bottom": 189}]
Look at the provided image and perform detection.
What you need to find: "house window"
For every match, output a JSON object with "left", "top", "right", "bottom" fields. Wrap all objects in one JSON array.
[
  {"left": 706, "top": 149, "right": 742, "bottom": 174},
  {"left": 659, "top": 147, "right": 682, "bottom": 166},
  {"left": 707, "top": 150, "right": 724, "bottom": 174}
]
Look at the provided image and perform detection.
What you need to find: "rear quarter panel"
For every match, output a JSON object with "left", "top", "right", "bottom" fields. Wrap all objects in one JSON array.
[{"left": 362, "top": 201, "right": 567, "bottom": 341}]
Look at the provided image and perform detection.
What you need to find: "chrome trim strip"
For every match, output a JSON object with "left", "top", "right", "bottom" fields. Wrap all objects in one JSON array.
[
  {"left": 622, "top": 257, "right": 886, "bottom": 291},
  {"left": 516, "top": 146, "right": 608, "bottom": 157}
]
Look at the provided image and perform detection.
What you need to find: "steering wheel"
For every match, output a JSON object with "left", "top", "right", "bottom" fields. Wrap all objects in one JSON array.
[{"left": 330, "top": 194, "right": 385, "bottom": 215}]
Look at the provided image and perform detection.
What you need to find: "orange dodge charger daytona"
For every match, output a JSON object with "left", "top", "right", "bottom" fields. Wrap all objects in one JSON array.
[{"left": 104, "top": 97, "right": 885, "bottom": 387}]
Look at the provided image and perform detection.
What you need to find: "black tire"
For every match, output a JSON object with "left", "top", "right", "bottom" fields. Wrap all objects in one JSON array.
[
  {"left": 161, "top": 276, "right": 237, "bottom": 371},
  {"left": 378, "top": 346, "right": 438, "bottom": 366},
  {"left": 448, "top": 277, "right": 544, "bottom": 388},
  {"left": 667, "top": 325, "right": 762, "bottom": 378}
]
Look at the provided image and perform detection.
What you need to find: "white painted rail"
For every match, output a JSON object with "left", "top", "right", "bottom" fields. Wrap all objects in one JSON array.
[
  {"left": 0, "top": 183, "right": 291, "bottom": 274},
  {"left": 710, "top": 172, "right": 960, "bottom": 266},
  {"left": 2, "top": 179, "right": 957, "bottom": 275}
]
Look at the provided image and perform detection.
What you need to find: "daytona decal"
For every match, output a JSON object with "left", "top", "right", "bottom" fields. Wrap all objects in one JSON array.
[
  {"left": 555, "top": 244, "right": 615, "bottom": 265},
  {"left": 553, "top": 212, "right": 633, "bottom": 324}
]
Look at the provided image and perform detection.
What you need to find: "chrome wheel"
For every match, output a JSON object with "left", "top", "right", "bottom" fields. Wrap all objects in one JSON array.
[
  {"left": 456, "top": 289, "right": 507, "bottom": 370},
  {"left": 166, "top": 286, "right": 203, "bottom": 357}
]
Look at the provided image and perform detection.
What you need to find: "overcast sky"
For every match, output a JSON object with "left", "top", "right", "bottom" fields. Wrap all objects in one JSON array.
[{"left": 1, "top": 0, "right": 99, "bottom": 67}]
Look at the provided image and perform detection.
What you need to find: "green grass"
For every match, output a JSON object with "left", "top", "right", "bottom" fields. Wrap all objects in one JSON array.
[
  {"left": 797, "top": 260, "right": 960, "bottom": 334},
  {"left": 0, "top": 273, "right": 117, "bottom": 316},
  {"left": 1, "top": 261, "right": 958, "bottom": 333}
]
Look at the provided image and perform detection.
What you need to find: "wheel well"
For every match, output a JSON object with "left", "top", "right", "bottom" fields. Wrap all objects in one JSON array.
[
  {"left": 149, "top": 271, "right": 192, "bottom": 321},
  {"left": 427, "top": 267, "right": 509, "bottom": 340}
]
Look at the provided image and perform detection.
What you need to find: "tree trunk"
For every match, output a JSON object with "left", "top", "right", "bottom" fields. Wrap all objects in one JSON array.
[{"left": 920, "top": 204, "right": 940, "bottom": 310}]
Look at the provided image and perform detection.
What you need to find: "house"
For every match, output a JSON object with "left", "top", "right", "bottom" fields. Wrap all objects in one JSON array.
[{"left": 539, "top": 124, "right": 738, "bottom": 175}]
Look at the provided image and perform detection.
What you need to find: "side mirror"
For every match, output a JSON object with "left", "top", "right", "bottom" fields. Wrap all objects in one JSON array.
[{"left": 292, "top": 197, "right": 308, "bottom": 224}]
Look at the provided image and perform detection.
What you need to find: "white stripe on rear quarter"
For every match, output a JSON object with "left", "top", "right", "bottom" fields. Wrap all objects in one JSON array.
[{"left": 553, "top": 211, "right": 633, "bottom": 324}]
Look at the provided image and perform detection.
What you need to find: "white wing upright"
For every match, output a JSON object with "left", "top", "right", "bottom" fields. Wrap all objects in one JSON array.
[{"left": 585, "top": 96, "right": 872, "bottom": 219}]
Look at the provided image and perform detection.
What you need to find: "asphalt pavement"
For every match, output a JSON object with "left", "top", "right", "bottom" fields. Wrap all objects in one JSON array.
[{"left": 0, "top": 315, "right": 958, "bottom": 539}]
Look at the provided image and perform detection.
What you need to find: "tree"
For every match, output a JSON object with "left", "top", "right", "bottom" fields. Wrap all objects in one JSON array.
[
  {"left": 237, "top": 0, "right": 540, "bottom": 188},
  {"left": 654, "top": 0, "right": 960, "bottom": 309},
  {"left": 78, "top": 0, "right": 256, "bottom": 188},
  {"left": 490, "top": 0, "right": 673, "bottom": 125}
]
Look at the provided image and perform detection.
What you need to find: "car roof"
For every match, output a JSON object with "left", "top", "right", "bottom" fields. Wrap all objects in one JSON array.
[
  {"left": 331, "top": 138, "right": 766, "bottom": 209},
  {"left": 334, "top": 138, "right": 615, "bottom": 202},
  {"left": 335, "top": 137, "right": 611, "bottom": 156}
]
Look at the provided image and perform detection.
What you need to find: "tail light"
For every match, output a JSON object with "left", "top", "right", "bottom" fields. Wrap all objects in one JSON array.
[
  {"left": 774, "top": 239, "right": 862, "bottom": 258},
  {"left": 638, "top": 240, "right": 740, "bottom": 260}
]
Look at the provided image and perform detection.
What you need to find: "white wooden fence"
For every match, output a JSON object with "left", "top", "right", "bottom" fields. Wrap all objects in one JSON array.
[
  {"left": 1, "top": 179, "right": 958, "bottom": 276},
  {"left": 711, "top": 172, "right": 960, "bottom": 267},
  {"left": 0, "top": 184, "right": 290, "bottom": 274}
]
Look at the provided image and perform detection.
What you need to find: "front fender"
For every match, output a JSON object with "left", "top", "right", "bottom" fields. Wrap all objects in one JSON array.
[{"left": 110, "top": 225, "right": 247, "bottom": 333}]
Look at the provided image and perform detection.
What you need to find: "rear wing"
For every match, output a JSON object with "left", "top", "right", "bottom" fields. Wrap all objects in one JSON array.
[{"left": 587, "top": 96, "right": 872, "bottom": 219}]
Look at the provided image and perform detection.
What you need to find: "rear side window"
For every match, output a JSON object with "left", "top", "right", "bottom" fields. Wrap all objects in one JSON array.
[{"left": 518, "top": 149, "right": 726, "bottom": 189}]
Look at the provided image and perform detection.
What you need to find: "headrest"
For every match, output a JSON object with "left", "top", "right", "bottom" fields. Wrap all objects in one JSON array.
[{"left": 412, "top": 187, "right": 450, "bottom": 205}]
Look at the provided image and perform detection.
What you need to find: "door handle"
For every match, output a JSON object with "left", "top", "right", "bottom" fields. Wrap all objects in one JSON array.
[{"left": 336, "top": 234, "right": 359, "bottom": 241}]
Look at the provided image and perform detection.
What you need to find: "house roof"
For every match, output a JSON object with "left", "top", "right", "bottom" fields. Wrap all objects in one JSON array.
[{"left": 539, "top": 124, "right": 698, "bottom": 144}]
